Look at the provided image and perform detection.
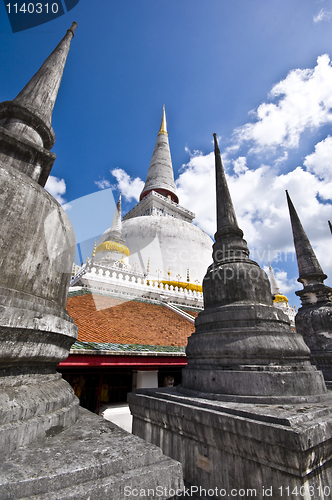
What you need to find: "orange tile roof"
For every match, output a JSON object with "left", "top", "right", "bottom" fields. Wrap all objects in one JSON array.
[{"left": 66, "top": 292, "right": 196, "bottom": 347}]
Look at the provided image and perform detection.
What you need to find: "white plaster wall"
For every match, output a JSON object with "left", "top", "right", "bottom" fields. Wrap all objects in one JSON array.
[
  {"left": 122, "top": 216, "right": 213, "bottom": 284},
  {"left": 136, "top": 371, "right": 158, "bottom": 389}
]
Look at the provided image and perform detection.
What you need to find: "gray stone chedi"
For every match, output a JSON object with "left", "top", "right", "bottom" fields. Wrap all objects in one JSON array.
[
  {"left": 129, "top": 134, "right": 332, "bottom": 497},
  {"left": 287, "top": 191, "right": 332, "bottom": 384},
  {"left": 0, "top": 24, "right": 182, "bottom": 499}
]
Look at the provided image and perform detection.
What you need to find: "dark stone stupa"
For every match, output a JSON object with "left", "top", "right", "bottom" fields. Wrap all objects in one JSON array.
[
  {"left": 287, "top": 190, "right": 332, "bottom": 383},
  {"left": 0, "top": 25, "right": 182, "bottom": 499},
  {"left": 0, "top": 22, "right": 80, "bottom": 453},
  {"left": 181, "top": 134, "right": 328, "bottom": 401},
  {"left": 129, "top": 134, "right": 332, "bottom": 497}
]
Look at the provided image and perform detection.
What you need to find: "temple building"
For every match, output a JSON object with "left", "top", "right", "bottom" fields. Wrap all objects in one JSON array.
[{"left": 60, "top": 107, "right": 213, "bottom": 412}]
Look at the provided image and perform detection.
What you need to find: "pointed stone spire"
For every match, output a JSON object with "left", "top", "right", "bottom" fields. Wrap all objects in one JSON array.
[
  {"left": 0, "top": 23, "right": 77, "bottom": 186},
  {"left": 180, "top": 133, "right": 328, "bottom": 400},
  {"left": 286, "top": 191, "right": 326, "bottom": 286},
  {"left": 213, "top": 133, "right": 239, "bottom": 234},
  {"left": 94, "top": 193, "right": 129, "bottom": 264},
  {"left": 329, "top": 220, "right": 332, "bottom": 236},
  {"left": 109, "top": 194, "right": 122, "bottom": 239},
  {"left": 268, "top": 262, "right": 280, "bottom": 296},
  {"left": 140, "top": 106, "right": 178, "bottom": 203},
  {"left": 17, "top": 22, "right": 76, "bottom": 140},
  {"left": 212, "top": 134, "right": 249, "bottom": 263},
  {"left": 286, "top": 191, "right": 332, "bottom": 382},
  {"left": 158, "top": 105, "right": 167, "bottom": 135}
]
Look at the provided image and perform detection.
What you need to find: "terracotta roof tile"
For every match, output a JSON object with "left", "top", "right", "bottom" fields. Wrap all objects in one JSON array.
[{"left": 66, "top": 292, "right": 195, "bottom": 347}]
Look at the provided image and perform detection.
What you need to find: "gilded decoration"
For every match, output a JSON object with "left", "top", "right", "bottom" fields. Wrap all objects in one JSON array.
[{"left": 96, "top": 241, "right": 129, "bottom": 256}]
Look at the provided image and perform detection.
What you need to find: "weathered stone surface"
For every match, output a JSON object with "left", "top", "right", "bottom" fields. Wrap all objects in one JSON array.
[
  {"left": 181, "top": 136, "right": 328, "bottom": 400},
  {"left": 296, "top": 305, "right": 332, "bottom": 381},
  {"left": 0, "top": 165, "right": 76, "bottom": 311},
  {"left": 0, "top": 373, "right": 79, "bottom": 454},
  {"left": 287, "top": 191, "right": 332, "bottom": 382},
  {"left": 129, "top": 389, "right": 332, "bottom": 499},
  {"left": 0, "top": 144, "right": 78, "bottom": 450},
  {"left": 0, "top": 407, "right": 183, "bottom": 500},
  {"left": 0, "top": 149, "right": 78, "bottom": 450}
]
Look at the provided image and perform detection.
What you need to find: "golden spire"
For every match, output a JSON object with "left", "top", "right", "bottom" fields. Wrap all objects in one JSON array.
[
  {"left": 167, "top": 267, "right": 171, "bottom": 279},
  {"left": 146, "top": 257, "right": 150, "bottom": 273},
  {"left": 91, "top": 240, "right": 97, "bottom": 257},
  {"left": 158, "top": 105, "right": 168, "bottom": 136},
  {"left": 187, "top": 269, "right": 190, "bottom": 283}
]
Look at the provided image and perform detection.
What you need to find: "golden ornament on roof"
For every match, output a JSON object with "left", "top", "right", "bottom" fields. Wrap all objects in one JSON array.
[{"left": 95, "top": 241, "right": 129, "bottom": 256}]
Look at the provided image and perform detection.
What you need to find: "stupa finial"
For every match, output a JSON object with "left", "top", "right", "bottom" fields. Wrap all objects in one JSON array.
[
  {"left": 109, "top": 193, "right": 122, "bottom": 235},
  {"left": 140, "top": 106, "right": 178, "bottom": 203},
  {"left": 0, "top": 23, "right": 77, "bottom": 186},
  {"left": 286, "top": 190, "right": 326, "bottom": 285},
  {"left": 213, "top": 133, "right": 239, "bottom": 235},
  {"left": 14, "top": 22, "right": 77, "bottom": 129},
  {"left": 268, "top": 262, "right": 280, "bottom": 296},
  {"left": 212, "top": 134, "right": 249, "bottom": 264},
  {"left": 158, "top": 105, "right": 168, "bottom": 136}
]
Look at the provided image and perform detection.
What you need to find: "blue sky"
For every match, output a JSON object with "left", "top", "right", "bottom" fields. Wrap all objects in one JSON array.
[{"left": 1, "top": 0, "right": 332, "bottom": 305}]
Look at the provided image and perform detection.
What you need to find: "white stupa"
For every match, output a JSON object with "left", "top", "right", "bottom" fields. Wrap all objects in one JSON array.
[
  {"left": 94, "top": 194, "right": 130, "bottom": 271},
  {"left": 122, "top": 106, "right": 213, "bottom": 289},
  {"left": 72, "top": 107, "right": 213, "bottom": 309}
]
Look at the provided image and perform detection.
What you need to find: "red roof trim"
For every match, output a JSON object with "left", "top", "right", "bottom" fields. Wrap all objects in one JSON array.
[{"left": 58, "top": 354, "right": 187, "bottom": 368}]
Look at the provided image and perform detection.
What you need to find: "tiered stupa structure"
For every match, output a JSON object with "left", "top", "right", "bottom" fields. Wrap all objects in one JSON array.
[
  {"left": 268, "top": 262, "right": 296, "bottom": 326},
  {"left": 93, "top": 193, "right": 130, "bottom": 270},
  {"left": 75, "top": 107, "right": 212, "bottom": 309},
  {"left": 0, "top": 25, "right": 182, "bottom": 499},
  {"left": 287, "top": 191, "right": 332, "bottom": 382},
  {"left": 0, "top": 21, "right": 79, "bottom": 453},
  {"left": 139, "top": 105, "right": 178, "bottom": 203},
  {"left": 122, "top": 106, "right": 212, "bottom": 287},
  {"left": 129, "top": 134, "right": 332, "bottom": 496}
]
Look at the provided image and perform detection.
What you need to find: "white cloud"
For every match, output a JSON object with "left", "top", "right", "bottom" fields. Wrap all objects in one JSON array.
[
  {"left": 111, "top": 168, "right": 144, "bottom": 202},
  {"left": 233, "top": 156, "right": 248, "bottom": 175},
  {"left": 176, "top": 152, "right": 216, "bottom": 237},
  {"left": 95, "top": 178, "right": 111, "bottom": 189},
  {"left": 45, "top": 175, "right": 67, "bottom": 205},
  {"left": 274, "top": 151, "right": 288, "bottom": 166},
  {"left": 304, "top": 135, "right": 332, "bottom": 182},
  {"left": 234, "top": 55, "right": 332, "bottom": 151},
  {"left": 176, "top": 151, "right": 332, "bottom": 294},
  {"left": 263, "top": 265, "right": 298, "bottom": 296},
  {"left": 313, "top": 8, "right": 332, "bottom": 23},
  {"left": 108, "top": 55, "right": 332, "bottom": 301}
]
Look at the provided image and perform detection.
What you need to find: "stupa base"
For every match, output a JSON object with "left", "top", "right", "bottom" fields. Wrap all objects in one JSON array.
[
  {"left": 129, "top": 388, "right": 332, "bottom": 500},
  {"left": 0, "top": 373, "right": 79, "bottom": 454},
  {"left": 0, "top": 407, "right": 183, "bottom": 500}
]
